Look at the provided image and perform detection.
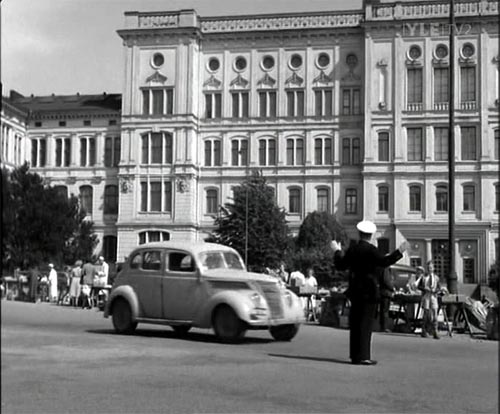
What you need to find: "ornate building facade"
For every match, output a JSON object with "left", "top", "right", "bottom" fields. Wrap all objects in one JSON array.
[{"left": 1, "top": 0, "right": 499, "bottom": 282}]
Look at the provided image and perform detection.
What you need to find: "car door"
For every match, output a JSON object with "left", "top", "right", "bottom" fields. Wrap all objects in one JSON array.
[
  {"left": 128, "top": 249, "right": 164, "bottom": 319},
  {"left": 162, "top": 250, "right": 202, "bottom": 321}
]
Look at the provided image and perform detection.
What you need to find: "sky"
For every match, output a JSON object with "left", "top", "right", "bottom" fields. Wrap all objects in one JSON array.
[{"left": 1, "top": 0, "right": 362, "bottom": 97}]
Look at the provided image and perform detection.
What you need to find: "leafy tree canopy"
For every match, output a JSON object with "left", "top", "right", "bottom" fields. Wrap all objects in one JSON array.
[
  {"left": 2, "top": 163, "right": 98, "bottom": 271},
  {"left": 292, "top": 211, "right": 349, "bottom": 287},
  {"left": 207, "top": 170, "right": 290, "bottom": 273}
]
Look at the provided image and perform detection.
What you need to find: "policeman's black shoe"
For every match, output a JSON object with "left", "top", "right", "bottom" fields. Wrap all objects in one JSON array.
[{"left": 351, "top": 359, "right": 378, "bottom": 366}]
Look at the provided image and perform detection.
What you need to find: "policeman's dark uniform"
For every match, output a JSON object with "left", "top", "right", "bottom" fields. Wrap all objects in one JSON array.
[{"left": 334, "top": 231, "right": 403, "bottom": 364}]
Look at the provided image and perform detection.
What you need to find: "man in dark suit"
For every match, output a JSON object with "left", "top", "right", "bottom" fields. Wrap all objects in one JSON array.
[{"left": 331, "top": 220, "right": 408, "bottom": 366}]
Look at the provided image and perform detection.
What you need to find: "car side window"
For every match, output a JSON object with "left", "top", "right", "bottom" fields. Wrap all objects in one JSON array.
[
  {"left": 143, "top": 251, "right": 162, "bottom": 271},
  {"left": 168, "top": 252, "right": 195, "bottom": 272},
  {"left": 130, "top": 253, "right": 143, "bottom": 269}
]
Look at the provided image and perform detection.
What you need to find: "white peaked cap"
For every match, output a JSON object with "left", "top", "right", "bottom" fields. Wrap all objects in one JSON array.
[
  {"left": 48, "top": 263, "right": 54, "bottom": 267},
  {"left": 356, "top": 220, "right": 377, "bottom": 234}
]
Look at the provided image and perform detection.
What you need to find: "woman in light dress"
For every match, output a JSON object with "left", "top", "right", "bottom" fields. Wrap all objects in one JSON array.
[{"left": 69, "top": 260, "right": 83, "bottom": 307}]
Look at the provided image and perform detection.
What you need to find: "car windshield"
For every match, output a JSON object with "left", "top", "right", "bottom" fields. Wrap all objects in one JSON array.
[{"left": 199, "top": 251, "right": 245, "bottom": 271}]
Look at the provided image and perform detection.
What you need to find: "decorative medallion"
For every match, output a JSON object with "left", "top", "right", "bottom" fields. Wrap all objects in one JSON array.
[
  {"left": 313, "top": 71, "right": 332, "bottom": 85},
  {"left": 257, "top": 73, "right": 276, "bottom": 87},
  {"left": 119, "top": 176, "right": 133, "bottom": 193},
  {"left": 203, "top": 75, "right": 222, "bottom": 88},
  {"left": 145, "top": 71, "right": 167, "bottom": 84},
  {"left": 285, "top": 72, "right": 304, "bottom": 86},
  {"left": 230, "top": 74, "right": 249, "bottom": 88}
]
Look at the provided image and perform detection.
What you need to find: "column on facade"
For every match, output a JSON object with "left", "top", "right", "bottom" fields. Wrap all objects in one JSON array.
[
  {"left": 176, "top": 41, "right": 187, "bottom": 116},
  {"left": 424, "top": 36, "right": 432, "bottom": 111},
  {"left": 277, "top": 130, "right": 285, "bottom": 166},
  {"left": 305, "top": 46, "right": 313, "bottom": 117},
  {"left": 96, "top": 132, "right": 105, "bottom": 166},
  {"left": 47, "top": 133, "right": 55, "bottom": 167},
  {"left": 305, "top": 129, "right": 313, "bottom": 166},
  {"left": 393, "top": 33, "right": 404, "bottom": 162},
  {"left": 479, "top": 28, "right": 490, "bottom": 161},
  {"left": 278, "top": 47, "right": 286, "bottom": 117},
  {"left": 425, "top": 239, "right": 432, "bottom": 264},
  {"left": 425, "top": 125, "right": 433, "bottom": 162},
  {"left": 333, "top": 42, "right": 340, "bottom": 117},
  {"left": 175, "top": 127, "right": 184, "bottom": 163},
  {"left": 70, "top": 132, "right": 79, "bottom": 167}
]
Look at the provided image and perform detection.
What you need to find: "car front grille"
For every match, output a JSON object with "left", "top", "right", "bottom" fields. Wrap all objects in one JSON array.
[{"left": 257, "top": 282, "right": 284, "bottom": 319}]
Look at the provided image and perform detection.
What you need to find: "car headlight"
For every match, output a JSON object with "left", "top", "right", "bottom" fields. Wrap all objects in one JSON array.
[
  {"left": 250, "top": 292, "right": 264, "bottom": 308},
  {"left": 283, "top": 290, "right": 293, "bottom": 307}
]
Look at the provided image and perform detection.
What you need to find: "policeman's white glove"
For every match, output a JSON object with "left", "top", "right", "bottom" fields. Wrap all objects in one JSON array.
[
  {"left": 398, "top": 241, "right": 410, "bottom": 254},
  {"left": 330, "top": 240, "right": 342, "bottom": 252}
]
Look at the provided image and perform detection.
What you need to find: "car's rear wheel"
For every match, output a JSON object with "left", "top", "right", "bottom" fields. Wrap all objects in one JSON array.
[
  {"left": 269, "top": 324, "right": 300, "bottom": 341},
  {"left": 112, "top": 298, "right": 137, "bottom": 334},
  {"left": 171, "top": 325, "right": 191, "bottom": 336},
  {"left": 213, "top": 305, "right": 246, "bottom": 342}
]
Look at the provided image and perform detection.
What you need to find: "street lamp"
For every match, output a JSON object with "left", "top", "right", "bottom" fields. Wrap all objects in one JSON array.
[{"left": 447, "top": 0, "right": 458, "bottom": 295}]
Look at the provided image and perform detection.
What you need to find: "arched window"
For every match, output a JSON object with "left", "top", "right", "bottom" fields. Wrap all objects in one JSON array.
[
  {"left": 436, "top": 184, "right": 448, "bottom": 212},
  {"left": 288, "top": 188, "right": 302, "bottom": 214},
  {"left": 409, "top": 185, "right": 422, "bottom": 212},
  {"left": 104, "top": 185, "right": 118, "bottom": 215},
  {"left": 206, "top": 189, "right": 218, "bottom": 215},
  {"left": 345, "top": 188, "right": 358, "bottom": 214},
  {"left": 54, "top": 185, "right": 68, "bottom": 199},
  {"left": 231, "top": 139, "right": 248, "bottom": 166},
  {"left": 378, "top": 185, "right": 389, "bottom": 212},
  {"left": 258, "top": 138, "right": 276, "bottom": 166},
  {"left": 317, "top": 188, "right": 329, "bottom": 213},
  {"left": 79, "top": 185, "right": 93, "bottom": 215},
  {"left": 463, "top": 184, "right": 475, "bottom": 212}
]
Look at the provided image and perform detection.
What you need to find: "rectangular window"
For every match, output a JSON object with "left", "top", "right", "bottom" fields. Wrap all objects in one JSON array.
[
  {"left": 378, "top": 132, "right": 389, "bottom": 162},
  {"left": 407, "top": 68, "right": 423, "bottom": 104},
  {"left": 55, "top": 138, "right": 71, "bottom": 167},
  {"left": 436, "top": 186, "right": 448, "bottom": 212},
  {"left": 314, "top": 89, "right": 333, "bottom": 116},
  {"left": 495, "top": 130, "right": 500, "bottom": 160},
  {"left": 463, "top": 185, "right": 475, "bottom": 211},
  {"left": 434, "top": 127, "right": 448, "bottom": 161},
  {"left": 80, "top": 137, "right": 96, "bottom": 167},
  {"left": 407, "top": 128, "right": 423, "bottom": 161},
  {"left": 151, "top": 133, "right": 163, "bottom": 164},
  {"left": 463, "top": 258, "right": 475, "bottom": 284},
  {"left": 150, "top": 182, "right": 162, "bottom": 212},
  {"left": 141, "top": 133, "right": 172, "bottom": 165},
  {"left": 342, "top": 88, "right": 361, "bottom": 115},
  {"left": 205, "top": 93, "right": 222, "bottom": 118},
  {"left": 141, "top": 182, "right": 147, "bottom": 212},
  {"left": 104, "top": 185, "right": 119, "bottom": 215},
  {"left": 142, "top": 88, "right": 174, "bottom": 115},
  {"left": 286, "top": 90, "right": 305, "bottom": 117},
  {"left": 231, "top": 92, "right": 249, "bottom": 118},
  {"left": 164, "top": 181, "right": 172, "bottom": 213},
  {"left": 342, "top": 138, "right": 361, "bottom": 165},
  {"left": 345, "top": 188, "right": 357, "bottom": 214},
  {"left": 460, "top": 66, "right": 476, "bottom": 103},
  {"left": 258, "top": 91, "right": 277, "bottom": 118},
  {"left": 434, "top": 67, "right": 449, "bottom": 104},
  {"left": 496, "top": 185, "right": 500, "bottom": 212},
  {"left": 461, "top": 126, "right": 477, "bottom": 160}
]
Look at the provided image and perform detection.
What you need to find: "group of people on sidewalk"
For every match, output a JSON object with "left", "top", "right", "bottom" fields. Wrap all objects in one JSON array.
[{"left": 25, "top": 256, "right": 109, "bottom": 309}]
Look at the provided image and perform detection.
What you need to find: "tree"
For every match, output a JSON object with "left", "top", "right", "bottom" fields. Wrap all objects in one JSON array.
[
  {"left": 292, "top": 211, "right": 349, "bottom": 287},
  {"left": 1, "top": 164, "right": 98, "bottom": 271},
  {"left": 208, "top": 171, "right": 290, "bottom": 272}
]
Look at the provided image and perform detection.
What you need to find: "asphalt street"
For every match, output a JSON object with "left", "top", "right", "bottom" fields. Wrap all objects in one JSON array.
[{"left": 1, "top": 300, "right": 498, "bottom": 414}]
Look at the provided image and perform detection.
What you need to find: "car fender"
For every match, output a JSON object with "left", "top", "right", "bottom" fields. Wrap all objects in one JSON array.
[
  {"left": 104, "top": 285, "right": 139, "bottom": 321},
  {"left": 195, "top": 290, "right": 254, "bottom": 328}
]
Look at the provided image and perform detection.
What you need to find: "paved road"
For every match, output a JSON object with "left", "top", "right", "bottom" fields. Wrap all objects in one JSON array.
[{"left": 1, "top": 300, "right": 498, "bottom": 413}]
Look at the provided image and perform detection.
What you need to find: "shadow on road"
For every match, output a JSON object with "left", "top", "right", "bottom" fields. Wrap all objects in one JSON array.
[
  {"left": 268, "top": 353, "right": 351, "bottom": 365},
  {"left": 86, "top": 328, "right": 274, "bottom": 345}
]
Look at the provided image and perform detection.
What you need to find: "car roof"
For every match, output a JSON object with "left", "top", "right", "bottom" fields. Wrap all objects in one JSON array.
[
  {"left": 132, "top": 241, "right": 236, "bottom": 256},
  {"left": 390, "top": 263, "right": 417, "bottom": 274}
]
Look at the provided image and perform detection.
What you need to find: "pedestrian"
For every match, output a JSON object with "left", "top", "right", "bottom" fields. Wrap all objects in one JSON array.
[
  {"left": 69, "top": 260, "right": 82, "bottom": 307},
  {"left": 81, "top": 260, "right": 96, "bottom": 309},
  {"left": 417, "top": 260, "right": 442, "bottom": 340},
  {"left": 289, "top": 269, "right": 305, "bottom": 288},
  {"left": 48, "top": 263, "right": 58, "bottom": 303},
  {"left": 378, "top": 268, "right": 395, "bottom": 332},
  {"left": 330, "top": 220, "right": 409, "bottom": 365},
  {"left": 28, "top": 267, "right": 40, "bottom": 303},
  {"left": 57, "top": 269, "right": 70, "bottom": 305},
  {"left": 303, "top": 268, "right": 319, "bottom": 320},
  {"left": 97, "top": 256, "right": 109, "bottom": 286}
]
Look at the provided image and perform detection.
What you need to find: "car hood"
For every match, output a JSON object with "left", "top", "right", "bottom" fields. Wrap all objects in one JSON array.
[{"left": 202, "top": 268, "right": 279, "bottom": 284}]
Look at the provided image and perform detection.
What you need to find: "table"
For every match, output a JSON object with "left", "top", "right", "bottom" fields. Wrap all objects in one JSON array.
[{"left": 391, "top": 294, "right": 422, "bottom": 332}]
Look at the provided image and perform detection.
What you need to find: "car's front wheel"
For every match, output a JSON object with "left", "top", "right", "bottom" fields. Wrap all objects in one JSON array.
[
  {"left": 213, "top": 305, "right": 246, "bottom": 342},
  {"left": 112, "top": 298, "right": 137, "bottom": 334},
  {"left": 269, "top": 324, "right": 300, "bottom": 341}
]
